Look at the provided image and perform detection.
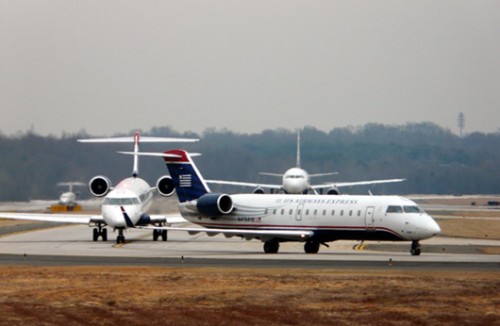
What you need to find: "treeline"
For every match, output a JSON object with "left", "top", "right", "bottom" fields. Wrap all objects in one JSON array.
[{"left": 1, "top": 122, "right": 500, "bottom": 201}]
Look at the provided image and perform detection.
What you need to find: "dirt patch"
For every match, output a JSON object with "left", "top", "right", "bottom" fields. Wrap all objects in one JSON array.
[{"left": 0, "top": 266, "right": 498, "bottom": 325}]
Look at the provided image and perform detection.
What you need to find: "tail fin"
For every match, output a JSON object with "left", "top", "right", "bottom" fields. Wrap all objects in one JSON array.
[
  {"left": 163, "top": 149, "right": 210, "bottom": 202},
  {"left": 78, "top": 131, "right": 198, "bottom": 178},
  {"left": 296, "top": 130, "right": 301, "bottom": 168}
]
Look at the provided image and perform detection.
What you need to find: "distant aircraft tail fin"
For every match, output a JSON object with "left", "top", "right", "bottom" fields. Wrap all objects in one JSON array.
[
  {"left": 296, "top": 130, "right": 301, "bottom": 168},
  {"left": 162, "top": 149, "right": 210, "bottom": 202}
]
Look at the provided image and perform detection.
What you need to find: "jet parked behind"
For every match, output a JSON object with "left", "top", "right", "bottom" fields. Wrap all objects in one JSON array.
[
  {"left": 145, "top": 149, "right": 440, "bottom": 255},
  {"left": 0, "top": 132, "right": 196, "bottom": 244},
  {"left": 56, "top": 181, "right": 86, "bottom": 207},
  {"left": 205, "top": 131, "right": 404, "bottom": 195}
]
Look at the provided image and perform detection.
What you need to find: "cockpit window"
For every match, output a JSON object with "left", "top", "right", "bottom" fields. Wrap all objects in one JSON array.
[
  {"left": 103, "top": 197, "right": 140, "bottom": 205},
  {"left": 285, "top": 175, "right": 304, "bottom": 179},
  {"left": 386, "top": 205, "right": 403, "bottom": 213},
  {"left": 403, "top": 206, "right": 423, "bottom": 213}
]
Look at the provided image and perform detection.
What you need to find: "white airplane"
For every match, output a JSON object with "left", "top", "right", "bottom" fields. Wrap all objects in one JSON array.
[
  {"left": 142, "top": 149, "right": 441, "bottom": 255},
  {"left": 56, "top": 181, "right": 86, "bottom": 207},
  {"left": 0, "top": 132, "right": 197, "bottom": 244},
  {"left": 205, "top": 131, "right": 405, "bottom": 195}
]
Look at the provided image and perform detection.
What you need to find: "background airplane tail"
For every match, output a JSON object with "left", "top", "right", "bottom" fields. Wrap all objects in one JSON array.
[{"left": 163, "top": 149, "right": 210, "bottom": 202}]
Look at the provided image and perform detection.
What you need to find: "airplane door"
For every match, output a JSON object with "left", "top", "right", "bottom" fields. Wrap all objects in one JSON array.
[
  {"left": 365, "top": 206, "right": 375, "bottom": 230},
  {"left": 295, "top": 203, "right": 304, "bottom": 221}
]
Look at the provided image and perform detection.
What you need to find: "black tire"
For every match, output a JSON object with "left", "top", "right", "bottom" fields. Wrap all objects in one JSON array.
[
  {"left": 304, "top": 241, "right": 320, "bottom": 254},
  {"left": 153, "top": 229, "right": 159, "bottom": 241},
  {"left": 411, "top": 248, "right": 421, "bottom": 256},
  {"left": 102, "top": 228, "right": 108, "bottom": 241},
  {"left": 263, "top": 240, "right": 280, "bottom": 254},
  {"left": 161, "top": 230, "right": 168, "bottom": 241},
  {"left": 93, "top": 228, "right": 98, "bottom": 241}
]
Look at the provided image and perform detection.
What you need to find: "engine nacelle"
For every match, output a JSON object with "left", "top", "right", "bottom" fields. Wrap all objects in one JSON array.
[
  {"left": 326, "top": 187, "right": 340, "bottom": 195},
  {"left": 89, "top": 176, "right": 112, "bottom": 197},
  {"left": 156, "top": 175, "right": 175, "bottom": 197},
  {"left": 196, "top": 193, "right": 234, "bottom": 216},
  {"left": 253, "top": 187, "right": 265, "bottom": 194}
]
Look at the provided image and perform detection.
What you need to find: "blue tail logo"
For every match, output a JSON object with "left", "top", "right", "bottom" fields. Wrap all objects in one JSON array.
[{"left": 163, "top": 149, "right": 210, "bottom": 202}]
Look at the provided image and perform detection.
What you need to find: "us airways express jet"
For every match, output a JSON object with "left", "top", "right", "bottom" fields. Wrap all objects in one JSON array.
[
  {"left": 144, "top": 149, "right": 441, "bottom": 255},
  {"left": 205, "top": 131, "right": 405, "bottom": 195},
  {"left": 0, "top": 132, "right": 196, "bottom": 244}
]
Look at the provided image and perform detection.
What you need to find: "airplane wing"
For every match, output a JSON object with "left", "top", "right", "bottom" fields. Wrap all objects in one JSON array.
[
  {"left": 0, "top": 212, "right": 102, "bottom": 224},
  {"left": 139, "top": 225, "right": 314, "bottom": 241},
  {"left": 148, "top": 214, "right": 188, "bottom": 224},
  {"left": 205, "top": 179, "right": 282, "bottom": 190},
  {"left": 309, "top": 172, "right": 339, "bottom": 178},
  {"left": 310, "top": 178, "right": 406, "bottom": 190}
]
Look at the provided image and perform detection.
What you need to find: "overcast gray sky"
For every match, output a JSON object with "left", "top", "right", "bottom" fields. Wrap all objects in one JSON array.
[{"left": 1, "top": 1, "right": 499, "bottom": 136}]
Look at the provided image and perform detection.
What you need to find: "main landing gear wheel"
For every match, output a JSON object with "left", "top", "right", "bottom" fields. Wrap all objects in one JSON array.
[
  {"left": 410, "top": 241, "right": 421, "bottom": 256},
  {"left": 263, "top": 240, "right": 280, "bottom": 254},
  {"left": 304, "top": 241, "right": 320, "bottom": 254},
  {"left": 92, "top": 225, "right": 107, "bottom": 241},
  {"left": 153, "top": 229, "right": 168, "bottom": 241}
]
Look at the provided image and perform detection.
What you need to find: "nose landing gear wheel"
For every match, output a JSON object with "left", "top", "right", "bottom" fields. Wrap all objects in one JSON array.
[
  {"left": 410, "top": 241, "right": 421, "bottom": 256},
  {"left": 116, "top": 229, "right": 126, "bottom": 244}
]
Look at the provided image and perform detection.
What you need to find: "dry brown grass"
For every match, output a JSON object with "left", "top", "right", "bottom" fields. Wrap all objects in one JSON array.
[
  {"left": 0, "top": 266, "right": 498, "bottom": 326},
  {"left": 435, "top": 218, "right": 500, "bottom": 240}
]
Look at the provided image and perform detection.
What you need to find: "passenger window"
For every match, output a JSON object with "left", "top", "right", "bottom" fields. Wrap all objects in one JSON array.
[
  {"left": 281, "top": 209, "right": 285, "bottom": 215},
  {"left": 323, "top": 210, "right": 326, "bottom": 216},
  {"left": 331, "top": 210, "right": 335, "bottom": 216},
  {"left": 273, "top": 209, "right": 276, "bottom": 215},
  {"left": 289, "top": 209, "right": 293, "bottom": 215},
  {"left": 357, "top": 210, "right": 361, "bottom": 216},
  {"left": 340, "top": 210, "right": 344, "bottom": 216},
  {"left": 314, "top": 209, "right": 317, "bottom": 215},
  {"left": 305, "top": 209, "right": 309, "bottom": 215},
  {"left": 349, "top": 210, "right": 352, "bottom": 216}
]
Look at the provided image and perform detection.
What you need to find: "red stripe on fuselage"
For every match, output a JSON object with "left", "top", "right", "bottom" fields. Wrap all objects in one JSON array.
[{"left": 194, "top": 222, "right": 404, "bottom": 239}]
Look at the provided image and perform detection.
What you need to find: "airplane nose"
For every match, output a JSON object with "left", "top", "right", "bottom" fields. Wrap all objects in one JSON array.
[
  {"left": 422, "top": 216, "right": 441, "bottom": 238},
  {"left": 429, "top": 218, "right": 442, "bottom": 236},
  {"left": 102, "top": 206, "right": 126, "bottom": 227}
]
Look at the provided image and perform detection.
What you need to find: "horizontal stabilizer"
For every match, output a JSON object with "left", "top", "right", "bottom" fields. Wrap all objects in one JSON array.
[
  {"left": 78, "top": 136, "right": 198, "bottom": 143},
  {"left": 118, "top": 151, "right": 201, "bottom": 158}
]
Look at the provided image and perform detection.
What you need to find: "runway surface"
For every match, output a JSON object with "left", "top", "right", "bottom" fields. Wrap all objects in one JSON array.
[{"left": 0, "top": 223, "right": 498, "bottom": 270}]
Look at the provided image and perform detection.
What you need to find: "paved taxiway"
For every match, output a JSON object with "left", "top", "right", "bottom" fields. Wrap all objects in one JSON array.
[{"left": 0, "top": 223, "right": 498, "bottom": 270}]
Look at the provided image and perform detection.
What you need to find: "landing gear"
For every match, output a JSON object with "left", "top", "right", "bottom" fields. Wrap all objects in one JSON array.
[
  {"left": 304, "top": 241, "right": 320, "bottom": 254},
  {"left": 410, "top": 241, "right": 421, "bottom": 256},
  {"left": 153, "top": 229, "right": 168, "bottom": 241},
  {"left": 116, "top": 228, "right": 125, "bottom": 244},
  {"left": 92, "top": 224, "right": 107, "bottom": 241},
  {"left": 263, "top": 240, "right": 280, "bottom": 253}
]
